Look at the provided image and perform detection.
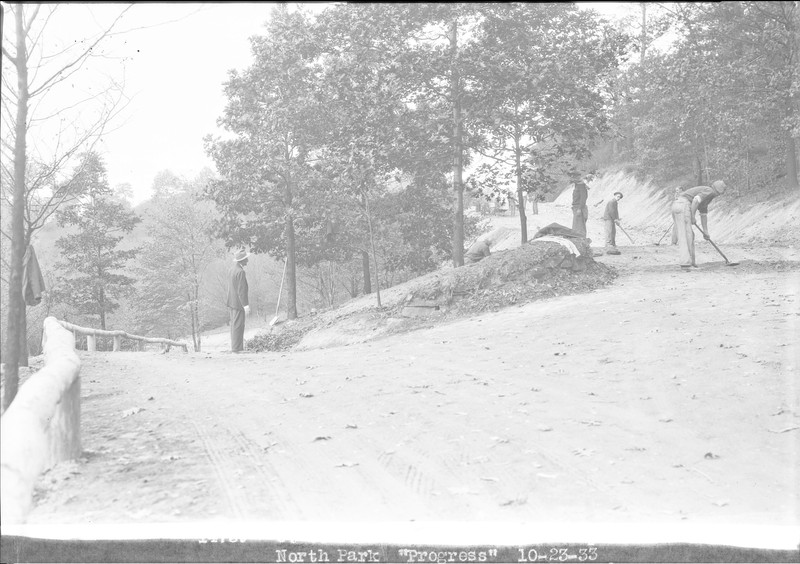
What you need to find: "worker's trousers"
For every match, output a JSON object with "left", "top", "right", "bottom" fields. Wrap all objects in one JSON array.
[
  {"left": 229, "top": 307, "right": 246, "bottom": 352},
  {"left": 671, "top": 198, "right": 695, "bottom": 266},
  {"left": 572, "top": 206, "right": 588, "bottom": 236},
  {"left": 604, "top": 219, "right": 617, "bottom": 248}
]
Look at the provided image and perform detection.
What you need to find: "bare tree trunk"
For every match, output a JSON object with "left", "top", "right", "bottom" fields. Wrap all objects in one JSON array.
[
  {"left": 99, "top": 285, "right": 106, "bottom": 330},
  {"left": 19, "top": 304, "right": 28, "bottom": 368},
  {"left": 361, "top": 250, "right": 371, "bottom": 294},
  {"left": 284, "top": 176, "right": 297, "bottom": 320},
  {"left": 450, "top": 18, "right": 465, "bottom": 267},
  {"left": 3, "top": 8, "right": 30, "bottom": 411},
  {"left": 363, "top": 189, "right": 381, "bottom": 308},
  {"left": 360, "top": 191, "right": 372, "bottom": 294},
  {"left": 515, "top": 135, "right": 528, "bottom": 243},
  {"left": 693, "top": 154, "right": 704, "bottom": 185}
]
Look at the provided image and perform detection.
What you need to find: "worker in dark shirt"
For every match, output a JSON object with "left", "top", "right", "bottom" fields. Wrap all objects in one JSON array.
[
  {"left": 670, "top": 180, "right": 727, "bottom": 268},
  {"left": 571, "top": 180, "right": 589, "bottom": 236},
  {"left": 602, "top": 191, "right": 623, "bottom": 255}
]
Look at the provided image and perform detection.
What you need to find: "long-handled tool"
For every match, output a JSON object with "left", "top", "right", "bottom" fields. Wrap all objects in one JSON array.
[
  {"left": 655, "top": 222, "right": 673, "bottom": 246},
  {"left": 617, "top": 223, "right": 635, "bottom": 244},
  {"left": 692, "top": 225, "right": 739, "bottom": 266},
  {"left": 269, "top": 258, "right": 288, "bottom": 326}
]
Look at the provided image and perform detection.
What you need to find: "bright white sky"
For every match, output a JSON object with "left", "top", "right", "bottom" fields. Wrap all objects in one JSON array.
[{"left": 4, "top": 2, "right": 635, "bottom": 205}]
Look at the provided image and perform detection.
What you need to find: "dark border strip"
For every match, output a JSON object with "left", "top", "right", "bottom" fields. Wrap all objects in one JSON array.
[{"left": 1, "top": 538, "right": 798, "bottom": 564}]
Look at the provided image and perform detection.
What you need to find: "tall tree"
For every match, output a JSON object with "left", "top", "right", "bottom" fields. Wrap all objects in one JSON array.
[
  {"left": 206, "top": 4, "right": 327, "bottom": 320},
  {"left": 0, "top": 4, "right": 130, "bottom": 410},
  {"left": 401, "top": 3, "right": 488, "bottom": 267},
  {"left": 135, "top": 172, "right": 225, "bottom": 351},
  {"left": 54, "top": 153, "right": 140, "bottom": 330},
  {"left": 468, "top": 3, "right": 625, "bottom": 243}
]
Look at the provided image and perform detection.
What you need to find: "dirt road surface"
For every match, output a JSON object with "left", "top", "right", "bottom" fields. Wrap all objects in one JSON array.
[{"left": 24, "top": 242, "right": 799, "bottom": 534}]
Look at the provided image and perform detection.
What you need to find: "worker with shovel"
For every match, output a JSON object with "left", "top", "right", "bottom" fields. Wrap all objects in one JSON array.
[
  {"left": 670, "top": 180, "right": 727, "bottom": 268},
  {"left": 226, "top": 249, "right": 251, "bottom": 352},
  {"left": 602, "top": 191, "right": 624, "bottom": 255}
]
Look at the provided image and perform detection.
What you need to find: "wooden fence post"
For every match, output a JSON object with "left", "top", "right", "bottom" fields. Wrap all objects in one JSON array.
[
  {"left": 87, "top": 335, "right": 96, "bottom": 353},
  {"left": 113, "top": 335, "right": 121, "bottom": 352}
]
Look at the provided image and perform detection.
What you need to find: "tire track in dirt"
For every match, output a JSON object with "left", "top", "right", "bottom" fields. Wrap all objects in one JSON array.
[
  {"left": 192, "top": 421, "right": 248, "bottom": 519},
  {"left": 227, "top": 428, "right": 305, "bottom": 519},
  {"left": 192, "top": 419, "right": 308, "bottom": 520}
]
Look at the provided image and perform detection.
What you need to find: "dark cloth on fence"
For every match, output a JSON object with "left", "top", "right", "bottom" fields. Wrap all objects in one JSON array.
[{"left": 22, "top": 245, "right": 46, "bottom": 307}]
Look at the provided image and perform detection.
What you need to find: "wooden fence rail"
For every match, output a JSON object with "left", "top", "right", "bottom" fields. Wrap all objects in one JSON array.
[{"left": 56, "top": 320, "right": 189, "bottom": 353}]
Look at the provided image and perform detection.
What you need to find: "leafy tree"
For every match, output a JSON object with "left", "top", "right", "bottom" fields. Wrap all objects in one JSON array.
[
  {"left": 615, "top": 2, "right": 799, "bottom": 192},
  {"left": 134, "top": 173, "right": 225, "bottom": 351},
  {"left": 54, "top": 153, "right": 140, "bottom": 330},
  {"left": 398, "top": 3, "right": 489, "bottom": 267},
  {"left": 206, "top": 4, "right": 328, "bottom": 320},
  {"left": 467, "top": 3, "right": 626, "bottom": 242},
  {"left": 315, "top": 3, "right": 432, "bottom": 304}
]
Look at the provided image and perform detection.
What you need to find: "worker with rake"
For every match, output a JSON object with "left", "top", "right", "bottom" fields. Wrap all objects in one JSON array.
[
  {"left": 671, "top": 180, "right": 727, "bottom": 268},
  {"left": 602, "top": 191, "right": 624, "bottom": 255}
]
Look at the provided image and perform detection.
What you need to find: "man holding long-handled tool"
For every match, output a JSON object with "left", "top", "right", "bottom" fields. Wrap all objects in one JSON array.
[
  {"left": 670, "top": 180, "right": 727, "bottom": 268},
  {"left": 602, "top": 191, "right": 624, "bottom": 255}
]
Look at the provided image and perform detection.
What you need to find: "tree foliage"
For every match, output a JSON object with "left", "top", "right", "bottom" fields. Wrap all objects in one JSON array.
[
  {"left": 133, "top": 172, "right": 226, "bottom": 350},
  {"left": 615, "top": 1, "right": 799, "bottom": 192},
  {"left": 466, "top": 3, "right": 626, "bottom": 241},
  {"left": 54, "top": 153, "right": 140, "bottom": 330},
  {"left": 206, "top": 4, "right": 328, "bottom": 320}
]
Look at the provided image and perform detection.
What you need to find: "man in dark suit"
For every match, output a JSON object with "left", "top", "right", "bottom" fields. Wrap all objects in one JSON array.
[
  {"left": 226, "top": 249, "right": 250, "bottom": 352},
  {"left": 571, "top": 178, "right": 590, "bottom": 236}
]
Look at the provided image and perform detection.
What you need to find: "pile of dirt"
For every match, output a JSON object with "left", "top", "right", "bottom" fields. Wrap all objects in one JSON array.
[
  {"left": 254, "top": 237, "right": 616, "bottom": 352},
  {"left": 405, "top": 237, "right": 616, "bottom": 316}
]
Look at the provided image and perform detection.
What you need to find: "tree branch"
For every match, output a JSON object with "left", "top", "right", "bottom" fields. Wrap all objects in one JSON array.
[{"left": 29, "top": 5, "right": 133, "bottom": 98}]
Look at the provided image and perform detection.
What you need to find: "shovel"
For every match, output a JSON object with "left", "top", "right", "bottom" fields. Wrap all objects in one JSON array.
[
  {"left": 655, "top": 222, "right": 673, "bottom": 246},
  {"left": 270, "top": 258, "right": 287, "bottom": 326},
  {"left": 693, "top": 225, "right": 739, "bottom": 266},
  {"left": 617, "top": 223, "right": 635, "bottom": 244}
]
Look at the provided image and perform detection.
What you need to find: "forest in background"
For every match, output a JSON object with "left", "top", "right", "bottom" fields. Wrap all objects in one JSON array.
[{"left": 2, "top": 2, "right": 798, "bottom": 360}]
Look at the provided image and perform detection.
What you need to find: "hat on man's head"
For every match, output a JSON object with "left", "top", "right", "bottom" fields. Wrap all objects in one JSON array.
[
  {"left": 712, "top": 180, "right": 727, "bottom": 194},
  {"left": 614, "top": 191, "right": 623, "bottom": 198},
  {"left": 234, "top": 249, "right": 250, "bottom": 262}
]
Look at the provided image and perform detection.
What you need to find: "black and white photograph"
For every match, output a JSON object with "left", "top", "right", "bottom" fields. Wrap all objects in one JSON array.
[{"left": 1, "top": 2, "right": 798, "bottom": 562}]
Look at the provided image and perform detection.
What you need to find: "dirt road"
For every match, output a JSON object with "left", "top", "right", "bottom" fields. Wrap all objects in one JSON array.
[{"left": 25, "top": 243, "right": 799, "bottom": 528}]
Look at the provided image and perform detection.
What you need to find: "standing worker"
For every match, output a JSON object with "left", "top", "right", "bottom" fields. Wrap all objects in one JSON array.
[
  {"left": 226, "top": 249, "right": 251, "bottom": 352},
  {"left": 602, "top": 191, "right": 624, "bottom": 255},
  {"left": 670, "top": 186, "right": 682, "bottom": 245},
  {"left": 571, "top": 178, "right": 590, "bottom": 236},
  {"left": 670, "top": 180, "right": 727, "bottom": 268}
]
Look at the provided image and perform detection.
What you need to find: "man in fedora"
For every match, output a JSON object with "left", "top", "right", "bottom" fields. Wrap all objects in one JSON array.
[
  {"left": 602, "top": 191, "right": 624, "bottom": 255},
  {"left": 671, "top": 180, "right": 727, "bottom": 268},
  {"left": 226, "top": 249, "right": 251, "bottom": 352}
]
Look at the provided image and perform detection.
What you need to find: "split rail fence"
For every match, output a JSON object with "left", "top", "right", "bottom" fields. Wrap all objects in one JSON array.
[{"left": 57, "top": 320, "right": 189, "bottom": 353}]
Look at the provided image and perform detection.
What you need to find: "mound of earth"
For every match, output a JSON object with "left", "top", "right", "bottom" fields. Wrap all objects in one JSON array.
[{"left": 247, "top": 235, "right": 616, "bottom": 352}]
